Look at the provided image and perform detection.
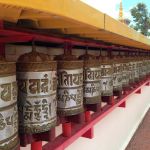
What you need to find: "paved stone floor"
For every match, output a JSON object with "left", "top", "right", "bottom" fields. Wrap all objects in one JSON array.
[{"left": 126, "top": 109, "right": 150, "bottom": 150}]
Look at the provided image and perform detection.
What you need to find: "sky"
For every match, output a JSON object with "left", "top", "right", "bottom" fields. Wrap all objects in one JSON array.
[{"left": 81, "top": 0, "right": 150, "bottom": 20}]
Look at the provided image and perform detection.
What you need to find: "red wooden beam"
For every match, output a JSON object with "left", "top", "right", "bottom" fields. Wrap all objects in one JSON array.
[
  {"left": 0, "top": 28, "right": 145, "bottom": 52},
  {"left": 0, "top": 35, "right": 33, "bottom": 43}
]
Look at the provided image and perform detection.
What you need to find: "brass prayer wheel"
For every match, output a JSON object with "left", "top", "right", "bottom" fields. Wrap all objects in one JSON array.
[
  {"left": 134, "top": 56, "right": 140, "bottom": 82},
  {"left": 121, "top": 56, "right": 129, "bottom": 88},
  {"left": 141, "top": 56, "right": 146, "bottom": 79},
  {"left": 55, "top": 50, "right": 84, "bottom": 116},
  {"left": 17, "top": 48, "right": 57, "bottom": 134},
  {"left": 145, "top": 56, "right": 149, "bottom": 77},
  {"left": 113, "top": 56, "right": 122, "bottom": 92},
  {"left": 79, "top": 53, "right": 101, "bottom": 104},
  {"left": 148, "top": 56, "right": 150, "bottom": 76},
  {"left": 138, "top": 56, "right": 143, "bottom": 80},
  {"left": 128, "top": 57, "right": 135, "bottom": 84},
  {"left": 0, "top": 57, "right": 19, "bottom": 150},
  {"left": 100, "top": 56, "right": 113, "bottom": 97}
]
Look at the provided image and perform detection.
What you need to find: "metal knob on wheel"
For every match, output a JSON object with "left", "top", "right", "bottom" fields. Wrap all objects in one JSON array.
[
  {"left": 17, "top": 46, "right": 57, "bottom": 134},
  {"left": 0, "top": 56, "right": 19, "bottom": 150},
  {"left": 55, "top": 49, "right": 84, "bottom": 116}
]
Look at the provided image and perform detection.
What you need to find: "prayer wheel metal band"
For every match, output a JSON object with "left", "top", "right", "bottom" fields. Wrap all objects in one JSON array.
[
  {"left": 17, "top": 61, "right": 57, "bottom": 72},
  {"left": 57, "top": 61, "right": 83, "bottom": 69},
  {"left": 83, "top": 60, "right": 100, "bottom": 67},
  {"left": 0, "top": 62, "right": 16, "bottom": 76}
]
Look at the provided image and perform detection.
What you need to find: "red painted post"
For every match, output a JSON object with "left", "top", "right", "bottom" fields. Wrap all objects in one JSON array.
[
  {"left": 118, "top": 101, "right": 126, "bottom": 108},
  {"left": 135, "top": 88, "right": 141, "bottom": 94},
  {"left": 31, "top": 141, "right": 42, "bottom": 150},
  {"left": 110, "top": 96, "right": 115, "bottom": 105},
  {"left": 85, "top": 111, "right": 91, "bottom": 122},
  {"left": 82, "top": 111, "right": 94, "bottom": 139},
  {"left": 82, "top": 127, "right": 94, "bottom": 139},
  {"left": 145, "top": 82, "right": 150, "bottom": 86},
  {"left": 62, "top": 122, "right": 72, "bottom": 137}
]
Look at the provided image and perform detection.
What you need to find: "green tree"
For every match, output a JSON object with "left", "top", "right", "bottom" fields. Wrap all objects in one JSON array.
[{"left": 130, "top": 3, "right": 150, "bottom": 36}]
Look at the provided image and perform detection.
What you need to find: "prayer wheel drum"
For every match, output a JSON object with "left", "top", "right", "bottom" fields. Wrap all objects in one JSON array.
[
  {"left": 100, "top": 56, "right": 113, "bottom": 97},
  {"left": 17, "top": 51, "right": 57, "bottom": 134},
  {"left": 128, "top": 57, "right": 135, "bottom": 84},
  {"left": 134, "top": 57, "right": 140, "bottom": 83},
  {"left": 55, "top": 52, "right": 84, "bottom": 116},
  {"left": 0, "top": 57, "right": 19, "bottom": 150},
  {"left": 138, "top": 57, "right": 143, "bottom": 81},
  {"left": 121, "top": 56, "right": 129, "bottom": 88},
  {"left": 113, "top": 56, "right": 122, "bottom": 93},
  {"left": 79, "top": 53, "right": 101, "bottom": 104}
]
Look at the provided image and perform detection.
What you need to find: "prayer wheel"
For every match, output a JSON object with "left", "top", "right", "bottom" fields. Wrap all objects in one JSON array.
[
  {"left": 141, "top": 56, "right": 146, "bottom": 79},
  {"left": 17, "top": 48, "right": 57, "bottom": 134},
  {"left": 79, "top": 52, "right": 101, "bottom": 104},
  {"left": 55, "top": 50, "right": 84, "bottom": 116},
  {"left": 134, "top": 56, "right": 140, "bottom": 83},
  {"left": 148, "top": 56, "right": 150, "bottom": 76},
  {"left": 145, "top": 56, "right": 149, "bottom": 77},
  {"left": 113, "top": 56, "right": 122, "bottom": 93},
  {"left": 138, "top": 56, "right": 143, "bottom": 81},
  {"left": 100, "top": 56, "right": 113, "bottom": 97},
  {"left": 121, "top": 56, "right": 129, "bottom": 88},
  {"left": 0, "top": 56, "right": 19, "bottom": 150},
  {"left": 128, "top": 57, "right": 135, "bottom": 84}
]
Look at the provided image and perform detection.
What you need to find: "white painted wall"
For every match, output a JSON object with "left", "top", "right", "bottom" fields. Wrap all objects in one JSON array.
[{"left": 5, "top": 45, "right": 150, "bottom": 150}]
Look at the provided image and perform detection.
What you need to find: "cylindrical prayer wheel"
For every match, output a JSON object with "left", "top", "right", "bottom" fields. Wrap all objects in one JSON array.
[
  {"left": 148, "top": 56, "right": 150, "bottom": 76},
  {"left": 17, "top": 49, "right": 57, "bottom": 134},
  {"left": 121, "top": 56, "right": 129, "bottom": 88},
  {"left": 55, "top": 50, "right": 84, "bottom": 116},
  {"left": 128, "top": 57, "right": 135, "bottom": 84},
  {"left": 0, "top": 56, "right": 19, "bottom": 150},
  {"left": 112, "top": 56, "right": 122, "bottom": 93},
  {"left": 138, "top": 56, "right": 144, "bottom": 81},
  {"left": 100, "top": 56, "right": 113, "bottom": 97},
  {"left": 145, "top": 57, "right": 149, "bottom": 77},
  {"left": 134, "top": 56, "right": 140, "bottom": 83},
  {"left": 140, "top": 57, "right": 146, "bottom": 79},
  {"left": 79, "top": 53, "right": 101, "bottom": 104}
]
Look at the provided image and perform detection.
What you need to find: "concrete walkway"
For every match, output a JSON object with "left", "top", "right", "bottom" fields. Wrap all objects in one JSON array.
[{"left": 126, "top": 109, "right": 150, "bottom": 150}]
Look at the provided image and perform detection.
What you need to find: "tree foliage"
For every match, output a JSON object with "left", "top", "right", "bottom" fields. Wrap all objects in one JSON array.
[{"left": 130, "top": 3, "right": 150, "bottom": 36}]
